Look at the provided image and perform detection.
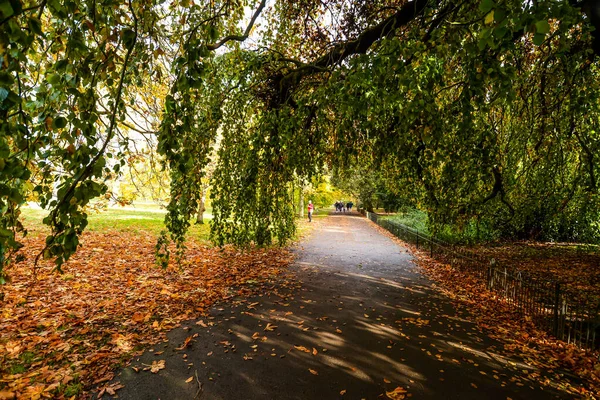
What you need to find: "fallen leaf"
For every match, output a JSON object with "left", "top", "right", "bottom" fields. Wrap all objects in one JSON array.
[
  {"left": 185, "top": 377, "right": 194, "bottom": 383},
  {"left": 176, "top": 336, "right": 194, "bottom": 350},
  {"left": 150, "top": 360, "right": 165, "bottom": 373},
  {"left": 309, "top": 368, "right": 319, "bottom": 375},
  {"left": 386, "top": 386, "right": 407, "bottom": 400},
  {"left": 264, "top": 323, "right": 277, "bottom": 331}
]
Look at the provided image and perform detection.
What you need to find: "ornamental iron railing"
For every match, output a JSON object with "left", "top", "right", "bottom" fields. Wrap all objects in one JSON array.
[{"left": 361, "top": 210, "right": 600, "bottom": 351}]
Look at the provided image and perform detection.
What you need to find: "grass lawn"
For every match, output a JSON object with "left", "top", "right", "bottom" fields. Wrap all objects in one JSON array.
[
  {"left": 20, "top": 202, "right": 326, "bottom": 245},
  {"left": 20, "top": 202, "right": 212, "bottom": 241},
  {"left": 375, "top": 208, "right": 600, "bottom": 295}
]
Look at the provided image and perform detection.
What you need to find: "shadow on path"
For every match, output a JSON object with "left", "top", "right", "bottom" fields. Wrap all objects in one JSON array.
[{"left": 107, "top": 212, "right": 566, "bottom": 399}]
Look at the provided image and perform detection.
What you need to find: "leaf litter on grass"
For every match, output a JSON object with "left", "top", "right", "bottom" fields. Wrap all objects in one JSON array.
[
  {"left": 367, "top": 222, "right": 600, "bottom": 398},
  {"left": 0, "top": 231, "right": 294, "bottom": 399},
  {"left": 401, "top": 243, "right": 600, "bottom": 398}
]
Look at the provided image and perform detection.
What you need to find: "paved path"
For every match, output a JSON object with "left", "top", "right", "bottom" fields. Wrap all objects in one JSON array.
[{"left": 109, "top": 213, "right": 564, "bottom": 399}]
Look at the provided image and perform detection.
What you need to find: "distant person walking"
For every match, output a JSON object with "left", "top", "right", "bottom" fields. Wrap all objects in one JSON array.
[
  {"left": 307, "top": 200, "right": 314, "bottom": 222},
  {"left": 347, "top": 201, "right": 353, "bottom": 211}
]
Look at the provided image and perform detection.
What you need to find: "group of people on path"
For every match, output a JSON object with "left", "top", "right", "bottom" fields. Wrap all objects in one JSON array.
[
  {"left": 306, "top": 200, "right": 355, "bottom": 222},
  {"left": 335, "top": 201, "right": 353, "bottom": 213}
]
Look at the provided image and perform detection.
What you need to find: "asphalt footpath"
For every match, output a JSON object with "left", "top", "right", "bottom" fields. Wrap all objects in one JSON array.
[{"left": 104, "top": 212, "right": 567, "bottom": 399}]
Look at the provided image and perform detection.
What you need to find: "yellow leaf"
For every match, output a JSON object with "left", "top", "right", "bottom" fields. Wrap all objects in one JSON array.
[
  {"left": 340, "top": 390, "right": 346, "bottom": 395},
  {"left": 309, "top": 368, "right": 318, "bottom": 375},
  {"left": 384, "top": 378, "right": 391, "bottom": 384},
  {"left": 185, "top": 377, "right": 194, "bottom": 383},
  {"left": 485, "top": 11, "right": 494, "bottom": 25}
]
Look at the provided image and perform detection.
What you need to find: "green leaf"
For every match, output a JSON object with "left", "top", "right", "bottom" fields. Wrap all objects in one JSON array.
[
  {"left": 47, "top": 74, "right": 61, "bottom": 85},
  {"left": 485, "top": 11, "right": 495, "bottom": 25},
  {"left": 0, "top": 87, "right": 8, "bottom": 103},
  {"left": 494, "top": 8, "right": 506, "bottom": 23},
  {"left": 122, "top": 28, "right": 136, "bottom": 50},
  {"left": 533, "top": 33, "right": 546, "bottom": 46},
  {"left": 0, "top": 1, "right": 14, "bottom": 18},
  {"left": 535, "top": 20, "right": 550, "bottom": 34},
  {"left": 53, "top": 117, "right": 68, "bottom": 129},
  {"left": 28, "top": 17, "right": 43, "bottom": 36},
  {"left": 479, "top": 0, "right": 494, "bottom": 13},
  {"left": 494, "top": 27, "right": 508, "bottom": 39}
]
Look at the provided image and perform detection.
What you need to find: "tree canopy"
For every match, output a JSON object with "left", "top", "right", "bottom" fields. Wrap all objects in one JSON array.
[{"left": 2, "top": 0, "right": 600, "bottom": 280}]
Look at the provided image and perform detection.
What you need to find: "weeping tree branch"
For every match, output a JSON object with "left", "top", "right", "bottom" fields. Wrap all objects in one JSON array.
[
  {"left": 206, "top": 0, "right": 266, "bottom": 50},
  {"left": 34, "top": 0, "right": 140, "bottom": 266},
  {"left": 273, "top": 0, "right": 432, "bottom": 101}
]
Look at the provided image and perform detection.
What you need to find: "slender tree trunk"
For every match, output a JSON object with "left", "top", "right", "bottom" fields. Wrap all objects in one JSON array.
[
  {"left": 299, "top": 194, "right": 304, "bottom": 218},
  {"left": 196, "top": 193, "right": 206, "bottom": 224}
]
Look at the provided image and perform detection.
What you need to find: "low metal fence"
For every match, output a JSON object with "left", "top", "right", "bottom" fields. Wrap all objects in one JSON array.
[{"left": 361, "top": 210, "right": 600, "bottom": 351}]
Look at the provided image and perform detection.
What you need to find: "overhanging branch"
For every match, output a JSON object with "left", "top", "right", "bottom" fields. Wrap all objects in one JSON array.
[
  {"left": 206, "top": 0, "right": 266, "bottom": 51},
  {"left": 275, "top": 0, "right": 431, "bottom": 96}
]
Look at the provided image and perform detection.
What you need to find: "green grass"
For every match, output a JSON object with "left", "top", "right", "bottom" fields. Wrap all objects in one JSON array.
[
  {"left": 383, "top": 209, "right": 430, "bottom": 234},
  {"left": 20, "top": 202, "right": 333, "bottom": 245},
  {"left": 20, "top": 203, "right": 212, "bottom": 241},
  {"left": 381, "top": 208, "right": 498, "bottom": 244}
]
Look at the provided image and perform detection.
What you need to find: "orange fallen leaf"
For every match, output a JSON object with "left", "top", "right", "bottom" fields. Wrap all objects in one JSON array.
[
  {"left": 294, "top": 345, "right": 311, "bottom": 353},
  {"left": 264, "top": 323, "right": 277, "bottom": 331},
  {"left": 131, "top": 312, "right": 145, "bottom": 323},
  {"left": 309, "top": 368, "right": 318, "bottom": 375},
  {"left": 312, "top": 348, "right": 318, "bottom": 356},
  {"left": 386, "top": 386, "right": 407, "bottom": 400},
  {"left": 185, "top": 377, "right": 194, "bottom": 383},
  {"left": 150, "top": 360, "right": 165, "bottom": 373},
  {"left": 340, "top": 389, "right": 347, "bottom": 395},
  {"left": 384, "top": 378, "right": 391, "bottom": 383},
  {"left": 176, "top": 336, "right": 194, "bottom": 350}
]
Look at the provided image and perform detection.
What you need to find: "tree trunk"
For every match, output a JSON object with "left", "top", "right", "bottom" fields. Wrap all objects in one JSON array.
[
  {"left": 196, "top": 196, "right": 206, "bottom": 224},
  {"left": 299, "top": 193, "right": 304, "bottom": 218}
]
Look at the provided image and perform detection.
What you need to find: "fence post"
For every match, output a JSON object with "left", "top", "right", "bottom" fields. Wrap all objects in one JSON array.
[
  {"left": 488, "top": 258, "right": 496, "bottom": 289},
  {"left": 553, "top": 282, "right": 561, "bottom": 337}
]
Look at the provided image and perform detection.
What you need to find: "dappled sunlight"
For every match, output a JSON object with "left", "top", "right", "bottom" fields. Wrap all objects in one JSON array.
[
  {"left": 105, "top": 213, "right": 575, "bottom": 399},
  {"left": 393, "top": 306, "right": 421, "bottom": 316},
  {"left": 319, "top": 354, "right": 374, "bottom": 382},
  {"left": 355, "top": 320, "right": 402, "bottom": 341},
  {"left": 357, "top": 351, "right": 427, "bottom": 381},
  {"left": 445, "top": 341, "right": 537, "bottom": 371}
]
